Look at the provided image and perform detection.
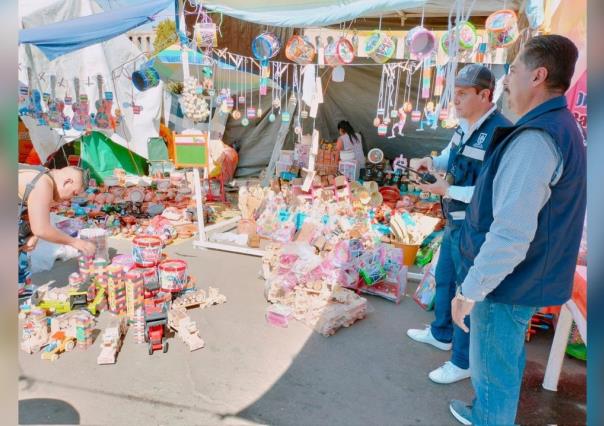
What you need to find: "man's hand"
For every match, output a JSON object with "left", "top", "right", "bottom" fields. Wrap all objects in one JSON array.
[
  {"left": 418, "top": 172, "right": 450, "bottom": 196},
  {"left": 71, "top": 239, "right": 96, "bottom": 257},
  {"left": 21, "top": 236, "right": 39, "bottom": 252},
  {"left": 409, "top": 157, "right": 432, "bottom": 172},
  {"left": 451, "top": 295, "right": 475, "bottom": 333}
]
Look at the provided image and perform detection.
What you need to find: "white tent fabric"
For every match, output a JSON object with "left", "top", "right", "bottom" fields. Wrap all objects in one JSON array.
[{"left": 18, "top": 0, "right": 162, "bottom": 162}]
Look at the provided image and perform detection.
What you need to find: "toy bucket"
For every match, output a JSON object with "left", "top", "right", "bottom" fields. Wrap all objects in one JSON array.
[
  {"left": 324, "top": 37, "right": 355, "bottom": 66},
  {"left": 440, "top": 21, "right": 477, "bottom": 55},
  {"left": 392, "top": 241, "right": 420, "bottom": 266},
  {"left": 132, "top": 67, "right": 160, "bottom": 92},
  {"left": 411, "top": 110, "right": 422, "bottom": 122},
  {"left": 252, "top": 32, "right": 281, "bottom": 60},
  {"left": 285, "top": 35, "right": 316, "bottom": 65},
  {"left": 158, "top": 259, "right": 188, "bottom": 293},
  {"left": 365, "top": 31, "right": 395, "bottom": 64},
  {"left": 486, "top": 10, "right": 519, "bottom": 48},
  {"left": 406, "top": 27, "right": 436, "bottom": 58},
  {"left": 377, "top": 123, "right": 388, "bottom": 136},
  {"left": 246, "top": 107, "right": 257, "bottom": 119},
  {"left": 132, "top": 235, "right": 162, "bottom": 267}
]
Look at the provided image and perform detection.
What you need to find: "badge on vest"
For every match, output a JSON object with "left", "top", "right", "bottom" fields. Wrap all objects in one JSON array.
[
  {"left": 475, "top": 132, "right": 488, "bottom": 149},
  {"left": 462, "top": 145, "right": 486, "bottom": 161}
]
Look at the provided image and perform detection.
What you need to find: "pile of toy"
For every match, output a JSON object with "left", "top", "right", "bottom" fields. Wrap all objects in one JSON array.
[
  {"left": 50, "top": 169, "right": 218, "bottom": 243},
  {"left": 19, "top": 234, "right": 226, "bottom": 363}
]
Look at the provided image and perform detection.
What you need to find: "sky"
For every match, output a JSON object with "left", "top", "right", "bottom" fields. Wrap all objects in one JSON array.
[{"left": 95, "top": 0, "right": 176, "bottom": 29}]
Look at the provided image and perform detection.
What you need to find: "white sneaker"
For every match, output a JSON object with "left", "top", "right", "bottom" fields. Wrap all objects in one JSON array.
[
  {"left": 406, "top": 327, "right": 452, "bottom": 351},
  {"left": 429, "top": 361, "right": 471, "bottom": 384}
]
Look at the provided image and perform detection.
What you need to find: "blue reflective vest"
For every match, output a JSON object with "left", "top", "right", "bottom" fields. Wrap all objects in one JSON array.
[
  {"left": 458, "top": 96, "right": 586, "bottom": 306},
  {"left": 442, "top": 110, "right": 512, "bottom": 223}
]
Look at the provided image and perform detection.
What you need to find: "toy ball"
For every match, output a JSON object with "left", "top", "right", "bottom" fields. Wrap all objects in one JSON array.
[
  {"left": 268, "top": 113, "right": 276, "bottom": 122},
  {"left": 403, "top": 102, "right": 413, "bottom": 113},
  {"left": 241, "top": 118, "right": 249, "bottom": 127},
  {"left": 231, "top": 109, "right": 242, "bottom": 120},
  {"left": 373, "top": 117, "right": 381, "bottom": 127}
]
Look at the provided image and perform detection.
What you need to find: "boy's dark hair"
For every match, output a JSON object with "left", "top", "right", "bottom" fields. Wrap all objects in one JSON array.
[{"left": 519, "top": 35, "right": 578, "bottom": 93}]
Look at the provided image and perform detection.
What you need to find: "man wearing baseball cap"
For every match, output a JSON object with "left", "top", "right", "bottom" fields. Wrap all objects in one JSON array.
[{"left": 406, "top": 64, "right": 511, "bottom": 384}]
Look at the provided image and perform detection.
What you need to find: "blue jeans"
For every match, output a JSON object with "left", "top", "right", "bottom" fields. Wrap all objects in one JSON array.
[
  {"left": 430, "top": 224, "right": 470, "bottom": 369},
  {"left": 470, "top": 299, "right": 537, "bottom": 425},
  {"left": 19, "top": 250, "right": 31, "bottom": 286}
]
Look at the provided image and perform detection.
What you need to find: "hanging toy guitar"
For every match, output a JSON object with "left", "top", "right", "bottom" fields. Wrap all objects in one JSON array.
[
  {"left": 94, "top": 75, "right": 110, "bottom": 129},
  {"left": 25, "top": 68, "right": 47, "bottom": 124},
  {"left": 47, "top": 75, "right": 66, "bottom": 128},
  {"left": 71, "top": 77, "right": 91, "bottom": 131}
]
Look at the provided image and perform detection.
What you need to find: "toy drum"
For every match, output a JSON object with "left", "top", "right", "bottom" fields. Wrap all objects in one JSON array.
[
  {"left": 158, "top": 259, "right": 188, "bottom": 293},
  {"left": 441, "top": 21, "right": 477, "bottom": 55},
  {"left": 406, "top": 27, "right": 436, "bottom": 58},
  {"left": 132, "top": 66, "right": 160, "bottom": 92},
  {"left": 411, "top": 110, "right": 422, "bottom": 122},
  {"left": 364, "top": 31, "right": 395, "bottom": 64},
  {"left": 486, "top": 10, "right": 519, "bottom": 48},
  {"left": 324, "top": 37, "right": 355, "bottom": 66},
  {"left": 285, "top": 35, "right": 316, "bottom": 65},
  {"left": 246, "top": 107, "right": 257, "bottom": 119},
  {"left": 252, "top": 32, "right": 281, "bottom": 60},
  {"left": 132, "top": 235, "right": 162, "bottom": 267},
  {"left": 377, "top": 123, "right": 388, "bottom": 136}
]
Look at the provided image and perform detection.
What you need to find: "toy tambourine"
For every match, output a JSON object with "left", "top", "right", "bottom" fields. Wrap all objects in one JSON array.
[
  {"left": 406, "top": 26, "right": 436, "bottom": 58},
  {"left": 441, "top": 21, "right": 478, "bottom": 55},
  {"left": 486, "top": 10, "right": 519, "bottom": 48},
  {"left": 252, "top": 32, "right": 281, "bottom": 60},
  {"left": 324, "top": 37, "right": 355, "bottom": 66},
  {"left": 285, "top": 35, "right": 316, "bottom": 65},
  {"left": 364, "top": 31, "right": 395, "bottom": 64}
]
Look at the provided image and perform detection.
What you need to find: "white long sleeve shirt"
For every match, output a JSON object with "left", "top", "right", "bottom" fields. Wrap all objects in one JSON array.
[{"left": 432, "top": 104, "right": 498, "bottom": 204}]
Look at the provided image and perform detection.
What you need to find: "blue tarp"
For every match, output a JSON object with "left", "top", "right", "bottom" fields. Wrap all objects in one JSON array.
[
  {"left": 203, "top": 0, "right": 427, "bottom": 28},
  {"left": 19, "top": 0, "right": 172, "bottom": 60}
]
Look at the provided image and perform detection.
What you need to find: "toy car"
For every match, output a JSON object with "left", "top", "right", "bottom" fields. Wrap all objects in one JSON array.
[
  {"left": 41, "top": 331, "right": 76, "bottom": 361},
  {"left": 144, "top": 302, "right": 168, "bottom": 355}
]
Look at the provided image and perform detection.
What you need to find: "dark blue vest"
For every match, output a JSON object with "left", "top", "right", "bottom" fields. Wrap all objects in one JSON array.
[
  {"left": 458, "top": 96, "right": 586, "bottom": 306},
  {"left": 442, "top": 109, "right": 512, "bottom": 223}
]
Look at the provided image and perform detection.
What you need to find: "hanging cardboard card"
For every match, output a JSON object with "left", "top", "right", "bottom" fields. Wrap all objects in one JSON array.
[
  {"left": 315, "top": 77, "right": 324, "bottom": 104},
  {"left": 302, "top": 65, "right": 316, "bottom": 106},
  {"left": 309, "top": 96, "right": 319, "bottom": 118},
  {"left": 395, "top": 36, "right": 406, "bottom": 59},
  {"left": 311, "top": 129, "right": 320, "bottom": 155},
  {"left": 318, "top": 47, "right": 325, "bottom": 68},
  {"left": 174, "top": 133, "right": 209, "bottom": 168},
  {"left": 301, "top": 170, "right": 316, "bottom": 192}
]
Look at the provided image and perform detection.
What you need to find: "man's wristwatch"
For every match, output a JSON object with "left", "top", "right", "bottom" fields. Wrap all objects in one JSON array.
[{"left": 455, "top": 286, "right": 475, "bottom": 303}]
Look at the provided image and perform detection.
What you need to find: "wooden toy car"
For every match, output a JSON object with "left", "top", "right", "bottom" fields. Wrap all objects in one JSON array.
[
  {"left": 41, "top": 331, "right": 76, "bottom": 361},
  {"left": 144, "top": 302, "right": 168, "bottom": 355}
]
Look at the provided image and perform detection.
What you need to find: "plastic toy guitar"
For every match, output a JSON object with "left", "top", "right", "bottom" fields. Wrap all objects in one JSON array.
[
  {"left": 47, "top": 75, "right": 66, "bottom": 128},
  {"left": 71, "top": 77, "right": 91, "bottom": 131},
  {"left": 94, "top": 75, "right": 110, "bottom": 128}
]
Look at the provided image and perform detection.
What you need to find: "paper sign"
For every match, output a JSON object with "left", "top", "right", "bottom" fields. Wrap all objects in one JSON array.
[
  {"left": 318, "top": 47, "right": 325, "bottom": 67},
  {"left": 309, "top": 97, "right": 319, "bottom": 118},
  {"left": 174, "top": 133, "right": 208, "bottom": 168}
]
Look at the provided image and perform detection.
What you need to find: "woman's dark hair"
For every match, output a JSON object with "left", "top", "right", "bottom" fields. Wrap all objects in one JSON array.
[
  {"left": 519, "top": 35, "right": 578, "bottom": 93},
  {"left": 337, "top": 120, "right": 360, "bottom": 144}
]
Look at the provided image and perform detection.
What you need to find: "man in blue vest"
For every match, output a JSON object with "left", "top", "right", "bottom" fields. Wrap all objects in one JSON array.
[
  {"left": 448, "top": 35, "right": 585, "bottom": 425},
  {"left": 406, "top": 65, "right": 511, "bottom": 384}
]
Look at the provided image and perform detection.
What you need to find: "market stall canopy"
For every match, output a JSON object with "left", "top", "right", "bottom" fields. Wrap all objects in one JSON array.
[
  {"left": 202, "top": 0, "right": 428, "bottom": 27},
  {"left": 19, "top": 0, "right": 171, "bottom": 60}
]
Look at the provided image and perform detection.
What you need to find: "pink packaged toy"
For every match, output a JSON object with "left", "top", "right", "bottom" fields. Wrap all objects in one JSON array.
[{"left": 266, "top": 304, "right": 293, "bottom": 328}]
